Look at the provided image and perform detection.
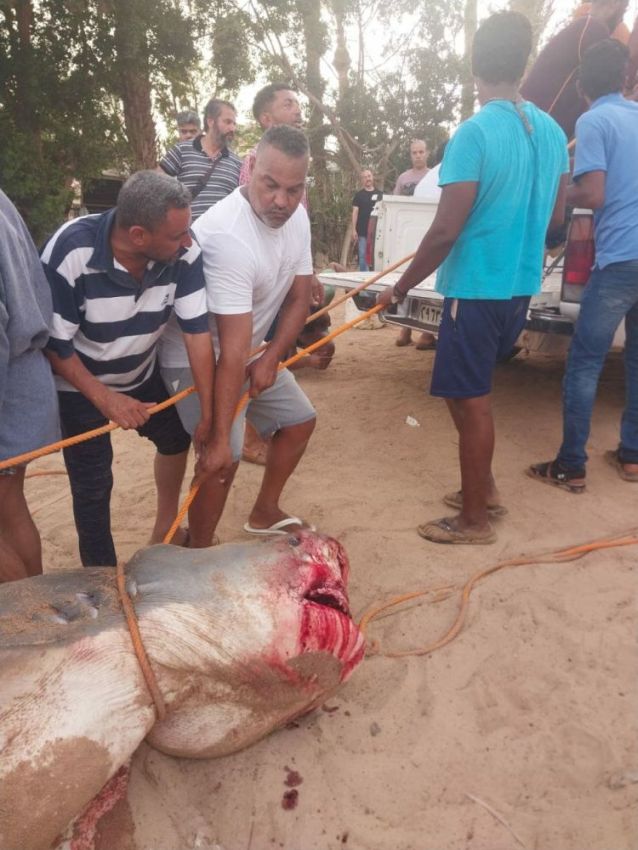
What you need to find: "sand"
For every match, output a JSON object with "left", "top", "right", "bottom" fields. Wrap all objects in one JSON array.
[{"left": 30, "top": 310, "right": 638, "bottom": 850}]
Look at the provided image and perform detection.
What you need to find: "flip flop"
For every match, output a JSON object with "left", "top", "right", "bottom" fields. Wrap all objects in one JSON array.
[
  {"left": 243, "top": 516, "right": 316, "bottom": 536},
  {"left": 417, "top": 516, "right": 496, "bottom": 545},
  {"left": 604, "top": 449, "right": 638, "bottom": 483},
  {"left": 527, "top": 460, "right": 586, "bottom": 493},
  {"left": 442, "top": 490, "right": 508, "bottom": 517}
]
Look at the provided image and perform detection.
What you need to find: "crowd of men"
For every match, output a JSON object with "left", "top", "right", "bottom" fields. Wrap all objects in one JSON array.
[
  {"left": 0, "top": 84, "right": 324, "bottom": 581},
  {"left": 1, "top": 2, "right": 637, "bottom": 581}
]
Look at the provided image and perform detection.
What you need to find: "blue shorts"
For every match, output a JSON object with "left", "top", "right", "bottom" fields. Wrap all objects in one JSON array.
[{"left": 430, "top": 296, "right": 530, "bottom": 399}]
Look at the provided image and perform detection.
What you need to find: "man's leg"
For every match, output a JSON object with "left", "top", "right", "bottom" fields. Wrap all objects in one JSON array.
[
  {"left": 149, "top": 449, "right": 189, "bottom": 543},
  {"left": 619, "top": 295, "right": 638, "bottom": 472},
  {"left": 558, "top": 265, "right": 637, "bottom": 470},
  {"left": 188, "top": 461, "right": 240, "bottom": 547},
  {"left": 63, "top": 433, "right": 117, "bottom": 567},
  {"left": 446, "top": 396, "right": 494, "bottom": 532},
  {"left": 358, "top": 236, "right": 369, "bottom": 272},
  {"left": 396, "top": 327, "right": 413, "bottom": 346},
  {"left": 0, "top": 468, "right": 42, "bottom": 581},
  {"left": 134, "top": 368, "right": 193, "bottom": 545},
  {"left": 58, "top": 391, "right": 117, "bottom": 566},
  {"left": 247, "top": 417, "right": 316, "bottom": 531},
  {"left": 446, "top": 395, "right": 502, "bottom": 507}
]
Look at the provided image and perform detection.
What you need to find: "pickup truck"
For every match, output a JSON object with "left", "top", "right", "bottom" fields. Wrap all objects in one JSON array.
[{"left": 318, "top": 195, "right": 626, "bottom": 353}]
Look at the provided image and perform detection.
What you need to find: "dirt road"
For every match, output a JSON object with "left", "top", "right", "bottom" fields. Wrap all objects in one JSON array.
[{"left": 32, "top": 314, "right": 638, "bottom": 850}]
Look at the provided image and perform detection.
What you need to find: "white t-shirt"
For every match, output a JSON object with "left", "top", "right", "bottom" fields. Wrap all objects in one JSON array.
[
  {"left": 159, "top": 187, "right": 313, "bottom": 367},
  {"left": 413, "top": 164, "right": 442, "bottom": 201}
]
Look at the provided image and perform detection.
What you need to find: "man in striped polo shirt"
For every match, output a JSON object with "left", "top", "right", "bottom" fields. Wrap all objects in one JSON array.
[
  {"left": 42, "top": 171, "right": 215, "bottom": 567},
  {"left": 160, "top": 98, "right": 242, "bottom": 221}
]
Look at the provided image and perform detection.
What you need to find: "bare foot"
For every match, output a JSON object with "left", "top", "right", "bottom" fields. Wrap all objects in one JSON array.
[
  {"left": 396, "top": 327, "right": 412, "bottom": 347},
  {"left": 415, "top": 331, "right": 436, "bottom": 350}
]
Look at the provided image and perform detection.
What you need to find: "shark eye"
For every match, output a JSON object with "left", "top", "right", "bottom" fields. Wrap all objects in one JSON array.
[{"left": 287, "top": 535, "right": 301, "bottom": 547}]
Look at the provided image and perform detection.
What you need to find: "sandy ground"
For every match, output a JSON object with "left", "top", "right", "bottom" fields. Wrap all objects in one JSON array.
[{"left": 30, "top": 308, "right": 638, "bottom": 850}]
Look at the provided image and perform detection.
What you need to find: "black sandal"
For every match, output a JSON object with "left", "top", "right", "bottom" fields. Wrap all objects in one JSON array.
[{"left": 527, "top": 460, "right": 586, "bottom": 493}]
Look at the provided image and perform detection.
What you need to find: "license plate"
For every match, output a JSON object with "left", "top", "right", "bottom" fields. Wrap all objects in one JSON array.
[{"left": 413, "top": 302, "right": 442, "bottom": 328}]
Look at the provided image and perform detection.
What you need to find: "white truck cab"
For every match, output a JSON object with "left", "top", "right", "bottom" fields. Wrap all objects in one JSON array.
[{"left": 318, "top": 195, "right": 625, "bottom": 353}]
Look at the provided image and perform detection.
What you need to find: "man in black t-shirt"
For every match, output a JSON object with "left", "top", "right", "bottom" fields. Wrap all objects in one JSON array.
[{"left": 351, "top": 170, "right": 382, "bottom": 271}]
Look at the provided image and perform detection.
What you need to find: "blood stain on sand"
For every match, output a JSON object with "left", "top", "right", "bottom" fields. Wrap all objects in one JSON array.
[
  {"left": 282, "top": 789, "right": 299, "bottom": 810},
  {"left": 284, "top": 766, "right": 303, "bottom": 787}
]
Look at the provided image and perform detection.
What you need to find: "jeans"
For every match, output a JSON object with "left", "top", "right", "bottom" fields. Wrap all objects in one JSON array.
[
  {"left": 58, "top": 367, "right": 190, "bottom": 567},
  {"left": 558, "top": 260, "right": 638, "bottom": 470},
  {"left": 358, "top": 235, "right": 369, "bottom": 272}
]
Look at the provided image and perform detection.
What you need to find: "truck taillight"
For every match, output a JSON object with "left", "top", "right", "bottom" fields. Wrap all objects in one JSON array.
[{"left": 563, "top": 214, "right": 594, "bottom": 285}]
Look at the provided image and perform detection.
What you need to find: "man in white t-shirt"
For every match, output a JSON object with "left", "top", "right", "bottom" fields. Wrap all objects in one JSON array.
[{"left": 159, "top": 125, "right": 316, "bottom": 545}]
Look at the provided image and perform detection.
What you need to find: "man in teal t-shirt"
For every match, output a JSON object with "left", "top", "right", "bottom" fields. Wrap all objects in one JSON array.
[{"left": 377, "top": 10, "right": 568, "bottom": 545}]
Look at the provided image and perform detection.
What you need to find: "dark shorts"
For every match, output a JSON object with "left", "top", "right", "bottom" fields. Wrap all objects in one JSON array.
[
  {"left": 58, "top": 365, "right": 191, "bottom": 456},
  {"left": 430, "top": 296, "right": 530, "bottom": 399}
]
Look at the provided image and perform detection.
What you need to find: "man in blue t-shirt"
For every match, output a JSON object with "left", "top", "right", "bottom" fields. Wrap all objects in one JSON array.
[
  {"left": 377, "top": 11, "right": 568, "bottom": 544},
  {"left": 530, "top": 40, "right": 638, "bottom": 491}
]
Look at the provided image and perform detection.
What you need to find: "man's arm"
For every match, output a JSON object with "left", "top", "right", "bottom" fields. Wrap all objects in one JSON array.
[
  {"left": 377, "top": 181, "right": 477, "bottom": 306},
  {"left": 351, "top": 206, "right": 359, "bottom": 241},
  {"left": 211, "top": 313, "right": 253, "bottom": 440},
  {"left": 569, "top": 112, "right": 607, "bottom": 210},
  {"left": 548, "top": 173, "right": 569, "bottom": 231},
  {"left": 566, "top": 171, "right": 606, "bottom": 210},
  {"left": 45, "top": 351, "right": 153, "bottom": 429},
  {"left": 181, "top": 331, "right": 215, "bottom": 454},
  {"left": 247, "top": 275, "right": 312, "bottom": 397},
  {"left": 189, "top": 313, "right": 251, "bottom": 481}
]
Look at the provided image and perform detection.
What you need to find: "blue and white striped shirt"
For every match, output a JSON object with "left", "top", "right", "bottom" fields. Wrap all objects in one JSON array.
[
  {"left": 42, "top": 209, "right": 208, "bottom": 392},
  {"left": 160, "top": 138, "right": 241, "bottom": 220}
]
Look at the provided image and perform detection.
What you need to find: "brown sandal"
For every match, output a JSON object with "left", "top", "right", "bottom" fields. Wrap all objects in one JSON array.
[
  {"left": 417, "top": 516, "right": 496, "bottom": 545},
  {"left": 442, "top": 490, "right": 508, "bottom": 517}
]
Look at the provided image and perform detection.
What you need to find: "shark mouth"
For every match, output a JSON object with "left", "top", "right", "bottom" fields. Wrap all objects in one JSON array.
[
  {"left": 300, "top": 576, "right": 365, "bottom": 680},
  {"left": 304, "top": 580, "right": 350, "bottom": 617}
]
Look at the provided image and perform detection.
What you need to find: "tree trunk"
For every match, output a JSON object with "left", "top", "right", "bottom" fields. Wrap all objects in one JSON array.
[
  {"left": 7, "top": 1, "right": 36, "bottom": 133},
  {"left": 111, "top": 0, "right": 157, "bottom": 170},
  {"left": 298, "top": 0, "right": 328, "bottom": 196},
  {"left": 460, "top": 0, "right": 477, "bottom": 121}
]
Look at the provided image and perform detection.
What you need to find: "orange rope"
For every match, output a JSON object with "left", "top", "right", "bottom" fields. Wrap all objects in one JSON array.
[
  {"left": 358, "top": 530, "right": 638, "bottom": 658},
  {"left": 163, "top": 298, "right": 388, "bottom": 543},
  {"left": 0, "top": 385, "right": 197, "bottom": 472},
  {"left": 0, "top": 257, "right": 413, "bottom": 476},
  {"left": 309, "top": 252, "right": 415, "bottom": 325},
  {"left": 234, "top": 299, "right": 386, "bottom": 417},
  {"left": 162, "top": 482, "right": 201, "bottom": 546},
  {"left": 116, "top": 559, "right": 167, "bottom": 720}
]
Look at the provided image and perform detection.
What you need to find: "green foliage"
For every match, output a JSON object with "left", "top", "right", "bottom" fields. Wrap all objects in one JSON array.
[
  {"left": 307, "top": 170, "right": 355, "bottom": 262},
  {"left": 0, "top": 0, "right": 128, "bottom": 240},
  {"left": 1, "top": 0, "right": 553, "bottom": 246}
]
